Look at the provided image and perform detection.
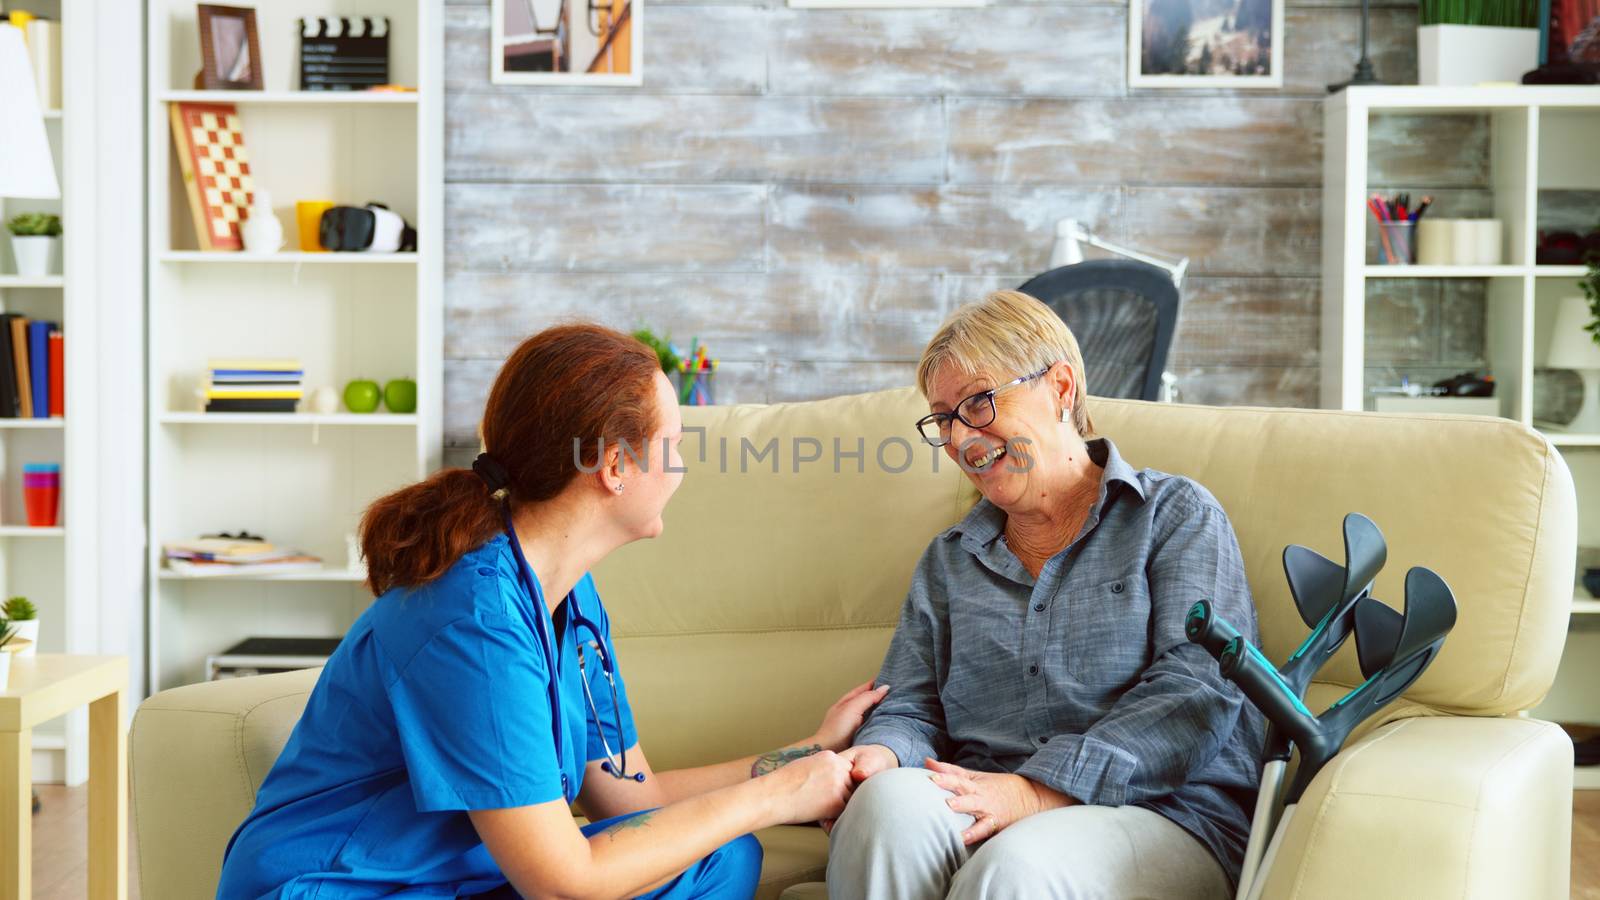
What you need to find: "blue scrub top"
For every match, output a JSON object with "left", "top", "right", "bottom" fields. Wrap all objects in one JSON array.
[{"left": 216, "top": 533, "right": 639, "bottom": 899}]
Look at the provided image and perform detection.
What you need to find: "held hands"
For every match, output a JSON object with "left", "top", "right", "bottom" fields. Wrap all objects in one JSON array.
[
  {"left": 839, "top": 743, "right": 897, "bottom": 783},
  {"left": 810, "top": 681, "right": 891, "bottom": 752},
  {"left": 925, "top": 758, "right": 1076, "bottom": 846},
  {"left": 765, "top": 751, "right": 855, "bottom": 825}
]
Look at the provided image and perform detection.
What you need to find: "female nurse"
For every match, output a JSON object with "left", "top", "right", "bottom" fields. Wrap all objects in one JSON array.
[{"left": 217, "top": 324, "right": 879, "bottom": 899}]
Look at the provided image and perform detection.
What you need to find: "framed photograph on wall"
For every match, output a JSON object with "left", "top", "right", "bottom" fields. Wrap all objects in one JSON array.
[
  {"left": 491, "top": 0, "right": 643, "bottom": 86},
  {"left": 197, "top": 4, "right": 263, "bottom": 91},
  {"left": 1129, "top": 0, "right": 1283, "bottom": 88}
]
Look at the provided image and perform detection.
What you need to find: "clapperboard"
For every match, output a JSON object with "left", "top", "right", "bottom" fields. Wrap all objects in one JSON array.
[{"left": 298, "top": 17, "right": 390, "bottom": 91}]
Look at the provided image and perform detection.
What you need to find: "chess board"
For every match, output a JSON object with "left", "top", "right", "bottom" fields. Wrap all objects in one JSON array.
[{"left": 168, "top": 101, "right": 254, "bottom": 251}]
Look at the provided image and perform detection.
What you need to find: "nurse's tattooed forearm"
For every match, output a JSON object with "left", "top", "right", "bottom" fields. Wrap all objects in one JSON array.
[
  {"left": 750, "top": 743, "right": 822, "bottom": 779},
  {"left": 599, "top": 811, "right": 657, "bottom": 841}
]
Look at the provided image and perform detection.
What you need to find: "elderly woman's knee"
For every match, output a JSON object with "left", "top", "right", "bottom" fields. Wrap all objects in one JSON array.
[
  {"left": 948, "top": 835, "right": 1072, "bottom": 900},
  {"left": 832, "top": 767, "right": 962, "bottom": 842}
]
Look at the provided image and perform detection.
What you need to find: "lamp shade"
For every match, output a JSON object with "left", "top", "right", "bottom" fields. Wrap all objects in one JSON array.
[
  {"left": 0, "top": 23, "right": 60, "bottom": 199},
  {"left": 1547, "top": 296, "right": 1600, "bottom": 370}
]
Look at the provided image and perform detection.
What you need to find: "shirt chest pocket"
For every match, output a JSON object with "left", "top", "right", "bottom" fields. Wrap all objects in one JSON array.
[{"left": 1051, "top": 572, "right": 1153, "bottom": 689}]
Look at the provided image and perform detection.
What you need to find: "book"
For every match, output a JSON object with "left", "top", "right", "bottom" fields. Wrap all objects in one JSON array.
[
  {"left": 209, "top": 372, "right": 304, "bottom": 383},
  {"left": 163, "top": 537, "right": 280, "bottom": 560},
  {"left": 0, "top": 315, "right": 18, "bottom": 417},
  {"left": 205, "top": 399, "right": 299, "bottom": 413},
  {"left": 47, "top": 330, "right": 62, "bottom": 417},
  {"left": 204, "top": 388, "right": 305, "bottom": 400},
  {"left": 9, "top": 317, "right": 31, "bottom": 419},
  {"left": 27, "top": 321, "right": 49, "bottom": 418},
  {"left": 166, "top": 556, "right": 324, "bottom": 578}
]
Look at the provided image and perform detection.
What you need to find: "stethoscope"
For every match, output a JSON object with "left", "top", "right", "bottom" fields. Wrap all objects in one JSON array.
[{"left": 502, "top": 507, "right": 644, "bottom": 803}]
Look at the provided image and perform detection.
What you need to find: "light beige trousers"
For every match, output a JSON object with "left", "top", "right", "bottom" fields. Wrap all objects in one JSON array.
[{"left": 826, "top": 768, "right": 1233, "bottom": 900}]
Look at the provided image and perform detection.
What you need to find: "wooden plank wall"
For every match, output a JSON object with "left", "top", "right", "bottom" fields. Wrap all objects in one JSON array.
[{"left": 441, "top": 0, "right": 1491, "bottom": 459}]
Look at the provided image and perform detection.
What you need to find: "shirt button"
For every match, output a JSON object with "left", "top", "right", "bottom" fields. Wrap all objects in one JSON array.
[
  {"left": 1039, "top": 736, "right": 1050, "bottom": 744},
  {"left": 1028, "top": 664, "right": 1040, "bottom": 676},
  {"left": 1033, "top": 603, "right": 1046, "bottom": 612},
  {"left": 1111, "top": 581, "right": 1125, "bottom": 594}
]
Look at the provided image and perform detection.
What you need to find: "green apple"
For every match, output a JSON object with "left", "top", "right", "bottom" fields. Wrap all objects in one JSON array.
[
  {"left": 343, "top": 379, "right": 381, "bottom": 414},
  {"left": 384, "top": 378, "right": 418, "bottom": 414}
]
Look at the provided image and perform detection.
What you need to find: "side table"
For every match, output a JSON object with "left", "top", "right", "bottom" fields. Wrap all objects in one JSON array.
[{"left": 1, "top": 654, "right": 128, "bottom": 900}]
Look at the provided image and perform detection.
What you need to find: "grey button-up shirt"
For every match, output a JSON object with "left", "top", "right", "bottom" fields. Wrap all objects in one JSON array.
[{"left": 854, "top": 437, "right": 1265, "bottom": 885}]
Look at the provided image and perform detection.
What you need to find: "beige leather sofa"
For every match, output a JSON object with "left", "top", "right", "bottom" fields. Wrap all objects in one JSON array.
[{"left": 133, "top": 388, "right": 1577, "bottom": 899}]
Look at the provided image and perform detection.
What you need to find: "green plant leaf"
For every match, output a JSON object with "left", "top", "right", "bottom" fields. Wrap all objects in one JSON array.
[{"left": 1, "top": 597, "right": 36, "bottom": 621}]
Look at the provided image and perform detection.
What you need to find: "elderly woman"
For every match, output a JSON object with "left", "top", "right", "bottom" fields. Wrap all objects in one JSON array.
[{"left": 827, "top": 291, "right": 1264, "bottom": 900}]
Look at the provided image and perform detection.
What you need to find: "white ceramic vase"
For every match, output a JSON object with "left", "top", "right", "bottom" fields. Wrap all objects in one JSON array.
[
  {"left": 9, "top": 619, "right": 38, "bottom": 658},
  {"left": 10, "top": 235, "right": 57, "bottom": 277},
  {"left": 1417, "top": 25, "right": 1539, "bottom": 86},
  {"left": 241, "top": 189, "right": 285, "bottom": 254}
]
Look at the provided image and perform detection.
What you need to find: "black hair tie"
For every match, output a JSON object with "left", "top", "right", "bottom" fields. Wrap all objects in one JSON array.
[{"left": 472, "top": 452, "right": 511, "bottom": 501}]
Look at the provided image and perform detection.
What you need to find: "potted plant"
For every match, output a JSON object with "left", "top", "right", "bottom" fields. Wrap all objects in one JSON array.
[
  {"left": 2, "top": 598, "right": 38, "bottom": 658},
  {"left": 5, "top": 212, "right": 62, "bottom": 278},
  {"left": 1418, "top": 0, "right": 1539, "bottom": 84}
]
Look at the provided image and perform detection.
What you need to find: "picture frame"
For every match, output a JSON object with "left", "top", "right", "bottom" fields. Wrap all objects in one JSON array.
[
  {"left": 1128, "top": 0, "right": 1284, "bottom": 88},
  {"left": 197, "top": 4, "right": 263, "bottom": 91},
  {"left": 491, "top": 0, "right": 643, "bottom": 86}
]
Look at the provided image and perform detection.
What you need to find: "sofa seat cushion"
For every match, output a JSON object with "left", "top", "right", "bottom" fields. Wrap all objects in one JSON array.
[{"left": 754, "top": 825, "right": 829, "bottom": 900}]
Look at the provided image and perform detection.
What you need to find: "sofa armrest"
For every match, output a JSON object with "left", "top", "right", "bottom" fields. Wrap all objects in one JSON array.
[
  {"left": 131, "top": 669, "right": 321, "bottom": 900},
  {"left": 1258, "top": 715, "right": 1572, "bottom": 899}
]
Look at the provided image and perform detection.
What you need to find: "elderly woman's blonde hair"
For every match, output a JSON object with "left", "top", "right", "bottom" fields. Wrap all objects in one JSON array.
[{"left": 917, "top": 290, "right": 1095, "bottom": 438}]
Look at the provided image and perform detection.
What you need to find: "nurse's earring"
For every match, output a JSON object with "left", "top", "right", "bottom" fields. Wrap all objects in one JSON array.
[{"left": 615, "top": 484, "right": 625, "bottom": 493}]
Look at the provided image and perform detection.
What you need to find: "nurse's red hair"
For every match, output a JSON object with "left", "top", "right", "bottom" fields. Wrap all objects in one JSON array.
[{"left": 359, "top": 324, "right": 660, "bottom": 595}]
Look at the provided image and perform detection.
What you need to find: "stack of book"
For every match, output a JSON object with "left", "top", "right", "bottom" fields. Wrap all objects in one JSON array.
[
  {"left": 5, "top": 11, "right": 61, "bottom": 108},
  {"left": 164, "top": 535, "right": 323, "bottom": 578},
  {"left": 0, "top": 315, "right": 62, "bottom": 419},
  {"left": 206, "top": 359, "right": 303, "bottom": 414}
]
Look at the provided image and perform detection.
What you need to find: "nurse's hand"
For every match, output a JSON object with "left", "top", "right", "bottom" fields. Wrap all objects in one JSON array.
[
  {"left": 762, "top": 750, "right": 855, "bottom": 825},
  {"left": 811, "top": 681, "right": 891, "bottom": 752}
]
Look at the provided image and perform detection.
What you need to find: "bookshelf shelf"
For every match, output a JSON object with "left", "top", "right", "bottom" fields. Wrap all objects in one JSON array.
[
  {"left": 1362, "top": 265, "right": 1528, "bottom": 278},
  {"left": 0, "top": 276, "right": 65, "bottom": 289},
  {"left": 0, "top": 526, "right": 65, "bottom": 538},
  {"left": 0, "top": 418, "right": 65, "bottom": 429},
  {"left": 159, "top": 251, "right": 419, "bottom": 265},
  {"left": 42, "top": 108, "right": 62, "bottom": 119},
  {"left": 159, "top": 565, "right": 367, "bottom": 583},
  {"left": 1574, "top": 595, "right": 1600, "bottom": 615},
  {"left": 159, "top": 412, "right": 419, "bottom": 426},
  {"left": 158, "top": 89, "right": 419, "bottom": 106},
  {"left": 147, "top": 0, "right": 443, "bottom": 691}
]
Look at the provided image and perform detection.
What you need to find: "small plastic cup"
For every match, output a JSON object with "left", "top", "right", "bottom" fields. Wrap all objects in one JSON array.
[{"left": 22, "top": 463, "right": 59, "bottom": 527}]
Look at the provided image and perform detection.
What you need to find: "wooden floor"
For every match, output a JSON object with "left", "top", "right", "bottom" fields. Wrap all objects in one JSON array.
[
  {"left": 29, "top": 784, "right": 140, "bottom": 900},
  {"left": 20, "top": 784, "right": 1600, "bottom": 897}
]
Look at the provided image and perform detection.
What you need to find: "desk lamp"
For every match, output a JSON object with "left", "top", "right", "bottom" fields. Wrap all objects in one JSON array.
[{"left": 1049, "top": 218, "right": 1189, "bottom": 287}]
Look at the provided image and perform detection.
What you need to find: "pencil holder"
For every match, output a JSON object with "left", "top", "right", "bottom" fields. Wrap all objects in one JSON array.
[
  {"left": 1375, "top": 222, "right": 1416, "bottom": 265},
  {"left": 671, "top": 368, "right": 716, "bottom": 406}
]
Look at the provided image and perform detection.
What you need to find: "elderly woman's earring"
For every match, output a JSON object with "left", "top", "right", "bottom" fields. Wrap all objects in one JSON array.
[
  {"left": 615, "top": 483, "right": 625, "bottom": 493},
  {"left": 1060, "top": 406, "right": 1070, "bottom": 423}
]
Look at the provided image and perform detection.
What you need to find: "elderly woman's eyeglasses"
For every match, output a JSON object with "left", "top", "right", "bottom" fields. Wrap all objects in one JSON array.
[{"left": 915, "top": 366, "right": 1051, "bottom": 447}]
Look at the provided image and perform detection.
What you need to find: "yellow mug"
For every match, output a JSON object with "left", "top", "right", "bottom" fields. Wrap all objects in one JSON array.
[{"left": 296, "top": 201, "right": 335, "bottom": 252}]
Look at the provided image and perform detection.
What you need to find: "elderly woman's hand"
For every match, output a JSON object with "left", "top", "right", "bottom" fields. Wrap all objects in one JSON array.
[{"left": 925, "top": 758, "right": 1076, "bottom": 845}]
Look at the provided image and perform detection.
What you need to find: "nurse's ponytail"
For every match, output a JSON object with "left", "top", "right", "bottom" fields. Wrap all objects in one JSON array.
[{"left": 359, "top": 324, "right": 660, "bottom": 595}]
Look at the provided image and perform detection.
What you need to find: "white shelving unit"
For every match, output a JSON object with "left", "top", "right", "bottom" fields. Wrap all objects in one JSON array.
[
  {"left": 0, "top": 0, "right": 104, "bottom": 784},
  {"left": 145, "top": 0, "right": 443, "bottom": 692},
  {"left": 1323, "top": 85, "right": 1600, "bottom": 787}
]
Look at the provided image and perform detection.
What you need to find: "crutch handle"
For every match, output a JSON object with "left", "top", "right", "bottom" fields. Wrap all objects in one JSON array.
[
  {"left": 1185, "top": 599, "right": 1241, "bottom": 658},
  {"left": 1218, "top": 636, "right": 1319, "bottom": 748}
]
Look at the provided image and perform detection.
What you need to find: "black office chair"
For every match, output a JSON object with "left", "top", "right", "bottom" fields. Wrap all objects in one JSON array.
[{"left": 1017, "top": 259, "right": 1181, "bottom": 402}]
